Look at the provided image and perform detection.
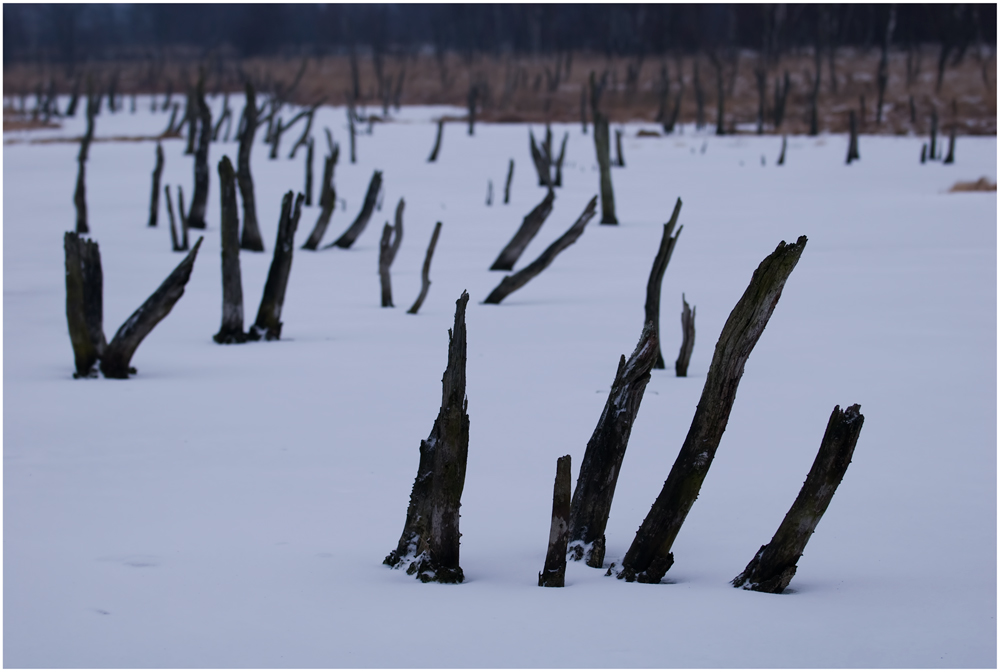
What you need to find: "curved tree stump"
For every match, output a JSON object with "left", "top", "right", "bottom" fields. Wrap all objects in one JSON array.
[
  {"left": 326, "top": 170, "right": 383, "bottom": 249},
  {"left": 64, "top": 232, "right": 106, "bottom": 377},
  {"left": 250, "top": 191, "right": 305, "bottom": 341},
  {"left": 147, "top": 142, "right": 164, "bottom": 227},
  {"left": 503, "top": 159, "right": 514, "bottom": 204},
  {"left": 427, "top": 119, "right": 444, "bottom": 162},
  {"left": 539, "top": 454, "right": 572, "bottom": 587},
  {"left": 567, "top": 321, "right": 659, "bottom": 568},
  {"left": 645, "top": 197, "right": 683, "bottom": 369},
  {"left": 675, "top": 294, "right": 696, "bottom": 377},
  {"left": 385, "top": 291, "right": 470, "bottom": 583},
  {"left": 484, "top": 196, "right": 597, "bottom": 305},
  {"left": 777, "top": 135, "right": 787, "bottom": 166},
  {"left": 238, "top": 81, "right": 265, "bottom": 252},
  {"left": 618, "top": 236, "right": 808, "bottom": 584},
  {"left": 378, "top": 198, "right": 405, "bottom": 307},
  {"left": 187, "top": 71, "right": 212, "bottom": 229},
  {"left": 301, "top": 148, "right": 339, "bottom": 250},
  {"left": 732, "top": 404, "right": 864, "bottom": 593},
  {"left": 74, "top": 90, "right": 97, "bottom": 235},
  {"left": 529, "top": 129, "right": 552, "bottom": 188},
  {"left": 407, "top": 222, "right": 443, "bottom": 315},
  {"left": 100, "top": 237, "right": 204, "bottom": 379},
  {"left": 489, "top": 189, "right": 556, "bottom": 271},
  {"left": 213, "top": 156, "right": 247, "bottom": 344},
  {"left": 943, "top": 123, "right": 956, "bottom": 164}
]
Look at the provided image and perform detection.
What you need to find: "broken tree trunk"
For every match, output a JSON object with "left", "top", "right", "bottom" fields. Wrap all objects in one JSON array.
[
  {"left": 407, "top": 221, "right": 443, "bottom": 315},
  {"left": 777, "top": 135, "right": 787, "bottom": 166},
  {"left": 539, "top": 455, "right": 572, "bottom": 587},
  {"left": 503, "top": 159, "right": 514, "bottom": 204},
  {"left": 64, "top": 232, "right": 107, "bottom": 377},
  {"left": 484, "top": 196, "right": 598, "bottom": 305},
  {"left": 164, "top": 185, "right": 185, "bottom": 252},
  {"left": 618, "top": 236, "right": 808, "bottom": 584},
  {"left": 187, "top": 72, "right": 213, "bottom": 229},
  {"left": 732, "top": 404, "right": 865, "bottom": 593},
  {"left": 553, "top": 132, "right": 568, "bottom": 187},
  {"left": 593, "top": 112, "right": 617, "bottom": 225},
  {"left": 147, "top": 142, "right": 165, "bottom": 227},
  {"left": 645, "top": 198, "right": 683, "bottom": 370},
  {"left": 301, "top": 148, "right": 339, "bottom": 250},
  {"left": 250, "top": 191, "right": 305, "bottom": 341},
  {"left": 427, "top": 119, "right": 444, "bottom": 162},
  {"left": 384, "top": 291, "right": 471, "bottom": 583},
  {"left": 943, "top": 124, "right": 956, "bottom": 164},
  {"left": 846, "top": 110, "right": 860, "bottom": 164},
  {"left": 529, "top": 130, "right": 552, "bottom": 188},
  {"left": 567, "top": 321, "right": 659, "bottom": 568},
  {"left": 929, "top": 108, "right": 939, "bottom": 160},
  {"left": 238, "top": 82, "right": 265, "bottom": 251},
  {"left": 304, "top": 138, "right": 314, "bottom": 206},
  {"left": 489, "top": 189, "right": 556, "bottom": 271},
  {"left": 378, "top": 199, "right": 405, "bottom": 308},
  {"left": 326, "top": 170, "right": 383, "bottom": 249},
  {"left": 100, "top": 238, "right": 204, "bottom": 379},
  {"left": 177, "top": 186, "right": 190, "bottom": 251},
  {"left": 213, "top": 156, "right": 247, "bottom": 344},
  {"left": 675, "top": 294, "right": 696, "bottom": 377},
  {"left": 74, "top": 92, "right": 97, "bottom": 235},
  {"left": 614, "top": 128, "right": 625, "bottom": 167}
]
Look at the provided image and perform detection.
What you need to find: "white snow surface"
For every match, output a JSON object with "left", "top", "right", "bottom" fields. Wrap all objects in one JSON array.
[{"left": 3, "top": 96, "right": 997, "bottom": 668}]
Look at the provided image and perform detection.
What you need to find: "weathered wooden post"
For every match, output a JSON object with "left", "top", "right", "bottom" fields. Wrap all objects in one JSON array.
[
  {"left": 407, "top": 222, "right": 443, "bottom": 315},
  {"left": 64, "top": 232, "right": 106, "bottom": 377},
  {"left": 489, "top": 189, "right": 556, "bottom": 271},
  {"left": 378, "top": 199, "right": 405, "bottom": 308},
  {"left": 503, "top": 159, "right": 514, "bottom": 204},
  {"left": 348, "top": 105, "right": 357, "bottom": 164},
  {"left": 567, "top": 321, "right": 659, "bottom": 568},
  {"left": 618, "top": 236, "right": 808, "bottom": 584},
  {"left": 384, "top": 291, "right": 471, "bottom": 583},
  {"left": 846, "top": 110, "right": 860, "bottom": 164},
  {"left": 675, "top": 294, "right": 695, "bottom": 377},
  {"left": 645, "top": 198, "right": 683, "bottom": 369},
  {"left": 732, "top": 404, "right": 865, "bottom": 593},
  {"left": 301, "top": 148, "right": 339, "bottom": 250},
  {"left": 187, "top": 71, "right": 213, "bottom": 230},
  {"left": 74, "top": 89, "right": 97, "bottom": 235},
  {"left": 148, "top": 142, "right": 165, "bottom": 227},
  {"left": 326, "top": 169, "right": 383, "bottom": 249},
  {"left": 539, "top": 455, "right": 572, "bottom": 587},
  {"left": 213, "top": 156, "right": 247, "bottom": 344},
  {"left": 250, "top": 191, "right": 305, "bottom": 341},
  {"left": 427, "top": 119, "right": 444, "bottom": 162}
]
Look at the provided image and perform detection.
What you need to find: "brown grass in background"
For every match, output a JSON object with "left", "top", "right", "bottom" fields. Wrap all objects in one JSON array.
[
  {"left": 949, "top": 177, "right": 997, "bottom": 192},
  {"left": 4, "top": 47, "right": 995, "bottom": 136}
]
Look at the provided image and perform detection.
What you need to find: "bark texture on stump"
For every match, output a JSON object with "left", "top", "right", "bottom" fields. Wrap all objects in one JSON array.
[
  {"left": 100, "top": 238, "right": 204, "bottom": 379},
  {"left": 675, "top": 294, "right": 696, "bottom": 377},
  {"left": 539, "top": 455, "right": 572, "bottom": 587},
  {"left": 378, "top": 199, "right": 405, "bottom": 308},
  {"left": 74, "top": 92, "right": 97, "bottom": 235},
  {"left": 385, "top": 291, "right": 471, "bottom": 583},
  {"left": 327, "top": 170, "right": 383, "bottom": 249},
  {"left": 148, "top": 142, "right": 165, "bottom": 227},
  {"left": 407, "top": 221, "right": 443, "bottom": 315},
  {"left": 187, "top": 72, "right": 212, "bottom": 230},
  {"left": 846, "top": 111, "right": 860, "bottom": 164},
  {"left": 503, "top": 159, "right": 514, "bottom": 204},
  {"left": 250, "top": 192, "right": 305, "bottom": 341},
  {"left": 567, "top": 321, "right": 659, "bottom": 568},
  {"left": 301, "top": 148, "right": 339, "bottom": 250},
  {"left": 732, "top": 404, "right": 864, "bottom": 593},
  {"left": 484, "top": 196, "right": 597, "bottom": 305},
  {"left": 427, "top": 119, "right": 444, "bottom": 162},
  {"left": 593, "top": 113, "right": 617, "bottom": 224},
  {"left": 213, "top": 156, "right": 247, "bottom": 344},
  {"left": 618, "top": 236, "right": 808, "bottom": 584},
  {"left": 645, "top": 198, "right": 683, "bottom": 370},
  {"left": 238, "top": 81, "right": 265, "bottom": 252},
  {"left": 64, "top": 232, "right": 106, "bottom": 377},
  {"left": 489, "top": 189, "right": 556, "bottom": 272}
]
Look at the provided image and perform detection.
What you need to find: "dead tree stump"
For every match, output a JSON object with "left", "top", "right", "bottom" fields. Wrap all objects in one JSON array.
[
  {"left": 407, "top": 221, "right": 443, "bottom": 315},
  {"left": 384, "top": 291, "right": 471, "bottom": 583},
  {"left": 484, "top": 196, "right": 597, "bottom": 305},
  {"left": 943, "top": 124, "right": 956, "bottom": 164},
  {"left": 614, "top": 128, "right": 625, "bottom": 167},
  {"left": 929, "top": 108, "right": 939, "bottom": 160},
  {"left": 238, "top": 81, "right": 265, "bottom": 252},
  {"left": 100, "top": 238, "right": 204, "bottom": 379},
  {"left": 539, "top": 455, "right": 572, "bottom": 587},
  {"left": 553, "top": 132, "right": 568, "bottom": 187},
  {"left": 301, "top": 148, "right": 339, "bottom": 250},
  {"left": 64, "top": 232, "right": 107, "bottom": 377},
  {"left": 74, "top": 91, "right": 97, "bottom": 235},
  {"left": 250, "top": 191, "right": 305, "bottom": 341},
  {"left": 777, "top": 135, "right": 787, "bottom": 166},
  {"left": 675, "top": 294, "right": 696, "bottom": 377},
  {"left": 503, "top": 159, "right": 514, "bottom": 204},
  {"left": 529, "top": 130, "right": 552, "bottom": 188},
  {"left": 304, "top": 138, "right": 314, "bottom": 206},
  {"left": 177, "top": 186, "right": 190, "bottom": 251},
  {"left": 164, "top": 185, "right": 186, "bottom": 252},
  {"left": 427, "top": 119, "right": 444, "bottom": 162},
  {"left": 378, "top": 199, "right": 404, "bottom": 308},
  {"left": 593, "top": 112, "right": 617, "bottom": 224},
  {"left": 567, "top": 321, "right": 659, "bottom": 568},
  {"left": 326, "top": 170, "right": 383, "bottom": 249},
  {"left": 732, "top": 404, "right": 865, "bottom": 593},
  {"left": 618, "top": 236, "right": 808, "bottom": 584},
  {"left": 187, "top": 72, "right": 212, "bottom": 230},
  {"left": 846, "top": 111, "right": 860, "bottom": 164},
  {"left": 645, "top": 198, "right": 683, "bottom": 369},
  {"left": 148, "top": 142, "right": 164, "bottom": 227},
  {"left": 489, "top": 189, "right": 556, "bottom": 272},
  {"left": 213, "top": 156, "right": 247, "bottom": 344}
]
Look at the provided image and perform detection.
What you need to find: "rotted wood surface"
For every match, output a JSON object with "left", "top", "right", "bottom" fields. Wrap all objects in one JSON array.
[
  {"left": 539, "top": 455, "right": 572, "bottom": 587},
  {"left": 489, "top": 189, "right": 556, "bottom": 272},
  {"left": 593, "top": 112, "right": 617, "bottom": 225},
  {"left": 64, "top": 232, "right": 106, "bottom": 377}
]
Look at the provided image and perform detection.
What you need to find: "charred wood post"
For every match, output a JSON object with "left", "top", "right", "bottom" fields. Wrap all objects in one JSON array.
[
  {"left": 427, "top": 119, "right": 445, "bottom": 162},
  {"left": 326, "top": 170, "right": 383, "bottom": 249},
  {"left": 268, "top": 116, "right": 283, "bottom": 159},
  {"left": 539, "top": 455, "right": 572, "bottom": 587},
  {"left": 301, "top": 148, "right": 339, "bottom": 250},
  {"left": 384, "top": 291, "right": 471, "bottom": 584},
  {"left": 304, "top": 138, "right": 314, "bottom": 206},
  {"left": 64, "top": 232, "right": 107, "bottom": 377},
  {"left": 846, "top": 111, "right": 860, "bottom": 164},
  {"left": 645, "top": 198, "right": 684, "bottom": 369},
  {"left": 920, "top": 143, "right": 928, "bottom": 163},
  {"left": 618, "top": 236, "right": 808, "bottom": 584},
  {"left": 580, "top": 87, "right": 588, "bottom": 134},
  {"left": 777, "top": 135, "right": 787, "bottom": 165},
  {"left": 732, "top": 404, "right": 864, "bottom": 593},
  {"left": 148, "top": 142, "right": 165, "bottom": 227},
  {"left": 66, "top": 77, "right": 81, "bottom": 117},
  {"left": 100, "top": 238, "right": 204, "bottom": 379},
  {"left": 484, "top": 196, "right": 597, "bottom": 305},
  {"left": 237, "top": 82, "right": 265, "bottom": 252},
  {"left": 503, "top": 159, "right": 514, "bottom": 204},
  {"left": 378, "top": 199, "right": 405, "bottom": 308},
  {"left": 288, "top": 106, "right": 319, "bottom": 159},
  {"left": 567, "top": 321, "right": 659, "bottom": 568},
  {"left": 489, "top": 189, "right": 556, "bottom": 271},
  {"left": 250, "top": 191, "right": 305, "bottom": 341},
  {"left": 212, "top": 92, "right": 231, "bottom": 141},
  {"left": 184, "top": 89, "right": 197, "bottom": 155},
  {"left": 74, "top": 90, "right": 97, "bottom": 235},
  {"left": 162, "top": 103, "right": 180, "bottom": 137},
  {"left": 187, "top": 72, "right": 213, "bottom": 230},
  {"left": 407, "top": 221, "right": 443, "bottom": 315},
  {"left": 675, "top": 294, "right": 696, "bottom": 377},
  {"left": 213, "top": 157, "right": 248, "bottom": 344},
  {"left": 486, "top": 180, "right": 493, "bottom": 206}
]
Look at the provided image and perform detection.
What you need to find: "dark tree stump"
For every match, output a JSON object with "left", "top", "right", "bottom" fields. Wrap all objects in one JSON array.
[
  {"left": 846, "top": 110, "right": 860, "bottom": 164},
  {"left": 326, "top": 170, "right": 383, "bottom": 249},
  {"left": 489, "top": 189, "right": 556, "bottom": 272},
  {"left": 304, "top": 137, "right": 314, "bottom": 206},
  {"left": 348, "top": 106, "right": 357, "bottom": 164},
  {"left": 567, "top": 321, "right": 659, "bottom": 568},
  {"left": 213, "top": 156, "right": 247, "bottom": 344},
  {"left": 177, "top": 185, "right": 190, "bottom": 251},
  {"left": 467, "top": 84, "right": 478, "bottom": 136},
  {"left": 385, "top": 291, "right": 471, "bottom": 584},
  {"left": 238, "top": 82, "right": 265, "bottom": 252},
  {"left": 663, "top": 87, "right": 683, "bottom": 134},
  {"left": 614, "top": 128, "right": 625, "bottom": 167},
  {"left": 427, "top": 119, "right": 444, "bottom": 162},
  {"left": 100, "top": 238, "right": 204, "bottom": 379},
  {"left": 64, "top": 232, "right": 106, "bottom": 377},
  {"left": 407, "top": 221, "right": 443, "bottom": 315},
  {"left": 164, "top": 185, "right": 186, "bottom": 252},
  {"left": 250, "top": 191, "right": 305, "bottom": 341},
  {"left": 148, "top": 142, "right": 165, "bottom": 227},
  {"left": 675, "top": 294, "right": 696, "bottom": 377},
  {"left": 211, "top": 92, "right": 231, "bottom": 141},
  {"left": 929, "top": 108, "right": 939, "bottom": 160},
  {"left": 486, "top": 180, "right": 493, "bottom": 206},
  {"left": 618, "top": 236, "right": 808, "bottom": 584},
  {"left": 920, "top": 143, "right": 928, "bottom": 164},
  {"left": 539, "top": 455, "right": 572, "bottom": 587},
  {"left": 593, "top": 112, "right": 617, "bottom": 224},
  {"left": 484, "top": 196, "right": 597, "bottom": 305},
  {"left": 529, "top": 130, "right": 552, "bottom": 188},
  {"left": 288, "top": 106, "right": 319, "bottom": 159},
  {"left": 777, "top": 135, "right": 787, "bottom": 166},
  {"left": 943, "top": 124, "right": 956, "bottom": 164},
  {"left": 378, "top": 198, "right": 404, "bottom": 308},
  {"left": 187, "top": 72, "right": 213, "bottom": 230},
  {"left": 645, "top": 197, "right": 683, "bottom": 370},
  {"left": 301, "top": 148, "right": 339, "bottom": 250},
  {"left": 74, "top": 91, "right": 97, "bottom": 235},
  {"left": 732, "top": 404, "right": 865, "bottom": 593},
  {"left": 503, "top": 159, "right": 514, "bottom": 204},
  {"left": 553, "top": 132, "right": 568, "bottom": 187},
  {"left": 162, "top": 103, "right": 180, "bottom": 137}
]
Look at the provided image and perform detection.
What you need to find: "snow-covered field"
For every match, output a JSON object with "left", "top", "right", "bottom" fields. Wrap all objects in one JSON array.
[{"left": 4, "top": 95, "right": 996, "bottom": 668}]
